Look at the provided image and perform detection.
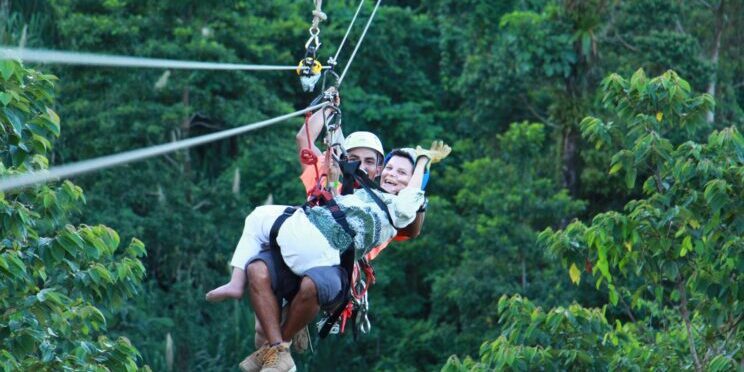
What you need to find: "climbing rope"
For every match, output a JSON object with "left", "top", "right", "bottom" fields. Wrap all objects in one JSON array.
[
  {"left": 308, "top": 0, "right": 327, "bottom": 49},
  {"left": 0, "top": 47, "right": 311, "bottom": 71}
]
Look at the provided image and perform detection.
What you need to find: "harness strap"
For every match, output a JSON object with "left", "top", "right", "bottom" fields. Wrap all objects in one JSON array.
[
  {"left": 338, "top": 159, "right": 361, "bottom": 195},
  {"left": 269, "top": 207, "right": 299, "bottom": 250},
  {"left": 319, "top": 248, "right": 355, "bottom": 338},
  {"left": 352, "top": 169, "right": 401, "bottom": 229},
  {"left": 322, "top": 199, "right": 356, "bottom": 239}
]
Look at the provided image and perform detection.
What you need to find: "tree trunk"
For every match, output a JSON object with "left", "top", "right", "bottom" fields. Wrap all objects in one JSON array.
[
  {"left": 706, "top": 0, "right": 725, "bottom": 124},
  {"left": 678, "top": 280, "right": 703, "bottom": 372},
  {"left": 180, "top": 86, "right": 191, "bottom": 176},
  {"left": 180, "top": 86, "right": 192, "bottom": 201},
  {"left": 521, "top": 257, "right": 527, "bottom": 290},
  {"left": 561, "top": 126, "right": 581, "bottom": 196}
]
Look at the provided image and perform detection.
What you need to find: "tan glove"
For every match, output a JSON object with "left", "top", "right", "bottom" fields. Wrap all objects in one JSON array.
[{"left": 415, "top": 140, "right": 452, "bottom": 166}]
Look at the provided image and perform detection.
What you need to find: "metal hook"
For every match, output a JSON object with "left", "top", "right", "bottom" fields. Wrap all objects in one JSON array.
[{"left": 305, "top": 30, "right": 321, "bottom": 51}]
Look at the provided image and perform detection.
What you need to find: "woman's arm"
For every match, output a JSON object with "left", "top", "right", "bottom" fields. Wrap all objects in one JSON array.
[{"left": 404, "top": 158, "right": 430, "bottom": 191}]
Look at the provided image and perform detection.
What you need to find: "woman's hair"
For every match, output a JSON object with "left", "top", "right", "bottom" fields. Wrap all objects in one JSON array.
[{"left": 383, "top": 148, "right": 416, "bottom": 167}]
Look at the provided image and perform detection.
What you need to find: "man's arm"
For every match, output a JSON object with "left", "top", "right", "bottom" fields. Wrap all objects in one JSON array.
[
  {"left": 295, "top": 108, "right": 329, "bottom": 171},
  {"left": 296, "top": 89, "right": 340, "bottom": 171},
  {"left": 397, "top": 210, "right": 425, "bottom": 239}
]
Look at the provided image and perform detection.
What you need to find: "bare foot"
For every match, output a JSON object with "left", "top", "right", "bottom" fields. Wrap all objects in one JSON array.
[{"left": 205, "top": 283, "right": 244, "bottom": 302}]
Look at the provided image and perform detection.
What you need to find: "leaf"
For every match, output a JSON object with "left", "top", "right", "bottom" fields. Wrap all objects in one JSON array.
[
  {"left": 708, "top": 355, "right": 734, "bottom": 372},
  {"left": 3, "top": 107, "right": 24, "bottom": 136},
  {"left": 569, "top": 263, "right": 581, "bottom": 285},
  {"left": 0, "top": 92, "right": 11, "bottom": 106},
  {"left": 680, "top": 236, "right": 692, "bottom": 257},
  {"left": 596, "top": 245, "right": 611, "bottom": 282},
  {"left": 624, "top": 166, "right": 636, "bottom": 189},
  {"left": 688, "top": 219, "right": 700, "bottom": 229},
  {"left": 0, "top": 60, "right": 15, "bottom": 81},
  {"left": 656, "top": 112, "right": 663, "bottom": 122},
  {"left": 45, "top": 107, "right": 61, "bottom": 136},
  {"left": 608, "top": 284, "right": 619, "bottom": 306}
]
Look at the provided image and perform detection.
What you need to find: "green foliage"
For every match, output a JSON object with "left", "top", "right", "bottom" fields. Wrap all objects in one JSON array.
[
  {"left": 445, "top": 69, "right": 741, "bottom": 371},
  {"left": 542, "top": 70, "right": 743, "bottom": 369},
  {"left": 5, "top": 1, "right": 743, "bottom": 371},
  {"left": 428, "top": 122, "right": 586, "bottom": 354},
  {"left": 0, "top": 61, "right": 148, "bottom": 370},
  {"left": 441, "top": 296, "right": 698, "bottom": 371}
]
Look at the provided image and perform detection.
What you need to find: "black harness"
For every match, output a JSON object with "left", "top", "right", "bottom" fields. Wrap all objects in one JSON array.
[{"left": 267, "top": 158, "right": 396, "bottom": 338}]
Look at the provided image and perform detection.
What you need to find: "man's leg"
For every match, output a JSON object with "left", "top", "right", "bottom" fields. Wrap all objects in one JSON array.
[
  {"left": 281, "top": 266, "right": 346, "bottom": 341},
  {"left": 281, "top": 276, "right": 320, "bottom": 342},
  {"left": 246, "top": 261, "right": 283, "bottom": 345}
]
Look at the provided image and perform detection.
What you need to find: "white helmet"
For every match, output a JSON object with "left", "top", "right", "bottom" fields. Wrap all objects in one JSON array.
[{"left": 344, "top": 131, "right": 384, "bottom": 159}]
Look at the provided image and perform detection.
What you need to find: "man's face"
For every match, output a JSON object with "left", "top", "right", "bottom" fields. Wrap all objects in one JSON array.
[{"left": 348, "top": 147, "right": 381, "bottom": 179}]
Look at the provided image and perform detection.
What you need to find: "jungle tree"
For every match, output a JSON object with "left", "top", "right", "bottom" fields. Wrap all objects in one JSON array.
[{"left": 0, "top": 60, "right": 148, "bottom": 369}]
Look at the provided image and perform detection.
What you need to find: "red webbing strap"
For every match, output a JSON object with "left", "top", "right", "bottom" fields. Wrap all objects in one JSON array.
[
  {"left": 351, "top": 260, "right": 376, "bottom": 300},
  {"left": 339, "top": 301, "right": 354, "bottom": 333},
  {"left": 300, "top": 111, "right": 334, "bottom": 204},
  {"left": 299, "top": 111, "right": 320, "bottom": 176}
]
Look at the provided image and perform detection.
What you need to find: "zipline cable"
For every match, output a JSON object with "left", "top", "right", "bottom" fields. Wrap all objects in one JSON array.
[
  {"left": 328, "top": 0, "right": 366, "bottom": 67},
  {"left": 338, "top": 0, "right": 382, "bottom": 85},
  {"left": 0, "top": 47, "right": 317, "bottom": 71},
  {"left": 0, "top": 1, "right": 384, "bottom": 192},
  {"left": 0, "top": 103, "right": 329, "bottom": 193}
]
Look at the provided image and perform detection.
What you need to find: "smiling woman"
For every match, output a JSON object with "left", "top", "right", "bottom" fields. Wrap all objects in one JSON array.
[{"left": 381, "top": 148, "right": 416, "bottom": 193}]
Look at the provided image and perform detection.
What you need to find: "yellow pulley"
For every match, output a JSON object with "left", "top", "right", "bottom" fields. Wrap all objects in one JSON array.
[{"left": 297, "top": 57, "right": 323, "bottom": 92}]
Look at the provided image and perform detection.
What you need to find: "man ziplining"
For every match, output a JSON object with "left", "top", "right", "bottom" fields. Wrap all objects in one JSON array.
[
  {"left": 206, "top": 136, "right": 449, "bottom": 371},
  {"left": 206, "top": 88, "right": 445, "bottom": 371}
]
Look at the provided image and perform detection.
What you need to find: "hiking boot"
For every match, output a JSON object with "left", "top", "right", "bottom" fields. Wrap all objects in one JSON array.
[
  {"left": 239, "top": 344, "right": 270, "bottom": 372},
  {"left": 260, "top": 343, "right": 296, "bottom": 372},
  {"left": 291, "top": 326, "right": 310, "bottom": 354}
]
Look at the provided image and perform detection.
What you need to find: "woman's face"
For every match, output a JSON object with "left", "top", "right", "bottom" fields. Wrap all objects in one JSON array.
[{"left": 380, "top": 155, "right": 414, "bottom": 194}]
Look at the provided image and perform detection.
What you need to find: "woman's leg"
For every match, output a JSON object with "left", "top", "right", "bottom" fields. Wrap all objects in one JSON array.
[
  {"left": 206, "top": 205, "right": 289, "bottom": 302},
  {"left": 205, "top": 267, "right": 247, "bottom": 302}
]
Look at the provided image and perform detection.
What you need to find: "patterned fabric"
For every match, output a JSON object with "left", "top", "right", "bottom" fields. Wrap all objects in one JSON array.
[{"left": 305, "top": 187, "right": 424, "bottom": 258}]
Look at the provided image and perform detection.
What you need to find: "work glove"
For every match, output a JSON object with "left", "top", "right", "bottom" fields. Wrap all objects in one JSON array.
[{"left": 415, "top": 140, "right": 451, "bottom": 168}]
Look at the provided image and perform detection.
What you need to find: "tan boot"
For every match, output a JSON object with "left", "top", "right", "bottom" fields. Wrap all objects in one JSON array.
[
  {"left": 260, "top": 343, "right": 296, "bottom": 372},
  {"left": 239, "top": 344, "right": 270, "bottom": 372}
]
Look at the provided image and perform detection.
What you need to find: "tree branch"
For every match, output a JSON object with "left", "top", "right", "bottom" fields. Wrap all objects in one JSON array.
[
  {"left": 611, "top": 32, "right": 640, "bottom": 52},
  {"left": 678, "top": 280, "right": 703, "bottom": 372},
  {"left": 521, "top": 96, "right": 557, "bottom": 128},
  {"left": 695, "top": 0, "right": 713, "bottom": 8},
  {"left": 618, "top": 293, "right": 637, "bottom": 322}
]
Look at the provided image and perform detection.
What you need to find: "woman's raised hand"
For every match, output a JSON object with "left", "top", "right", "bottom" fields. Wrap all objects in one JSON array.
[{"left": 415, "top": 140, "right": 451, "bottom": 165}]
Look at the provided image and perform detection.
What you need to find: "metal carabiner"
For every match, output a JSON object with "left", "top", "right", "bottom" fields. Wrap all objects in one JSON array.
[
  {"left": 356, "top": 293, "right": 371, "bottom": 333},
  {"left": 305, "top": 27, "right": 321, "bottom": 51}
]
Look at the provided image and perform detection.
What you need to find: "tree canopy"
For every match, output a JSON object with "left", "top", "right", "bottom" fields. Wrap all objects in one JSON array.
[{"left": 1, "top": 0, "right": 742, "bottom": 370}]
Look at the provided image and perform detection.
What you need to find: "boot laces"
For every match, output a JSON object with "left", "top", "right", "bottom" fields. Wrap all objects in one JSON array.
[{"left": 262, "top": 346, "right": 280, "bottom": 367}]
